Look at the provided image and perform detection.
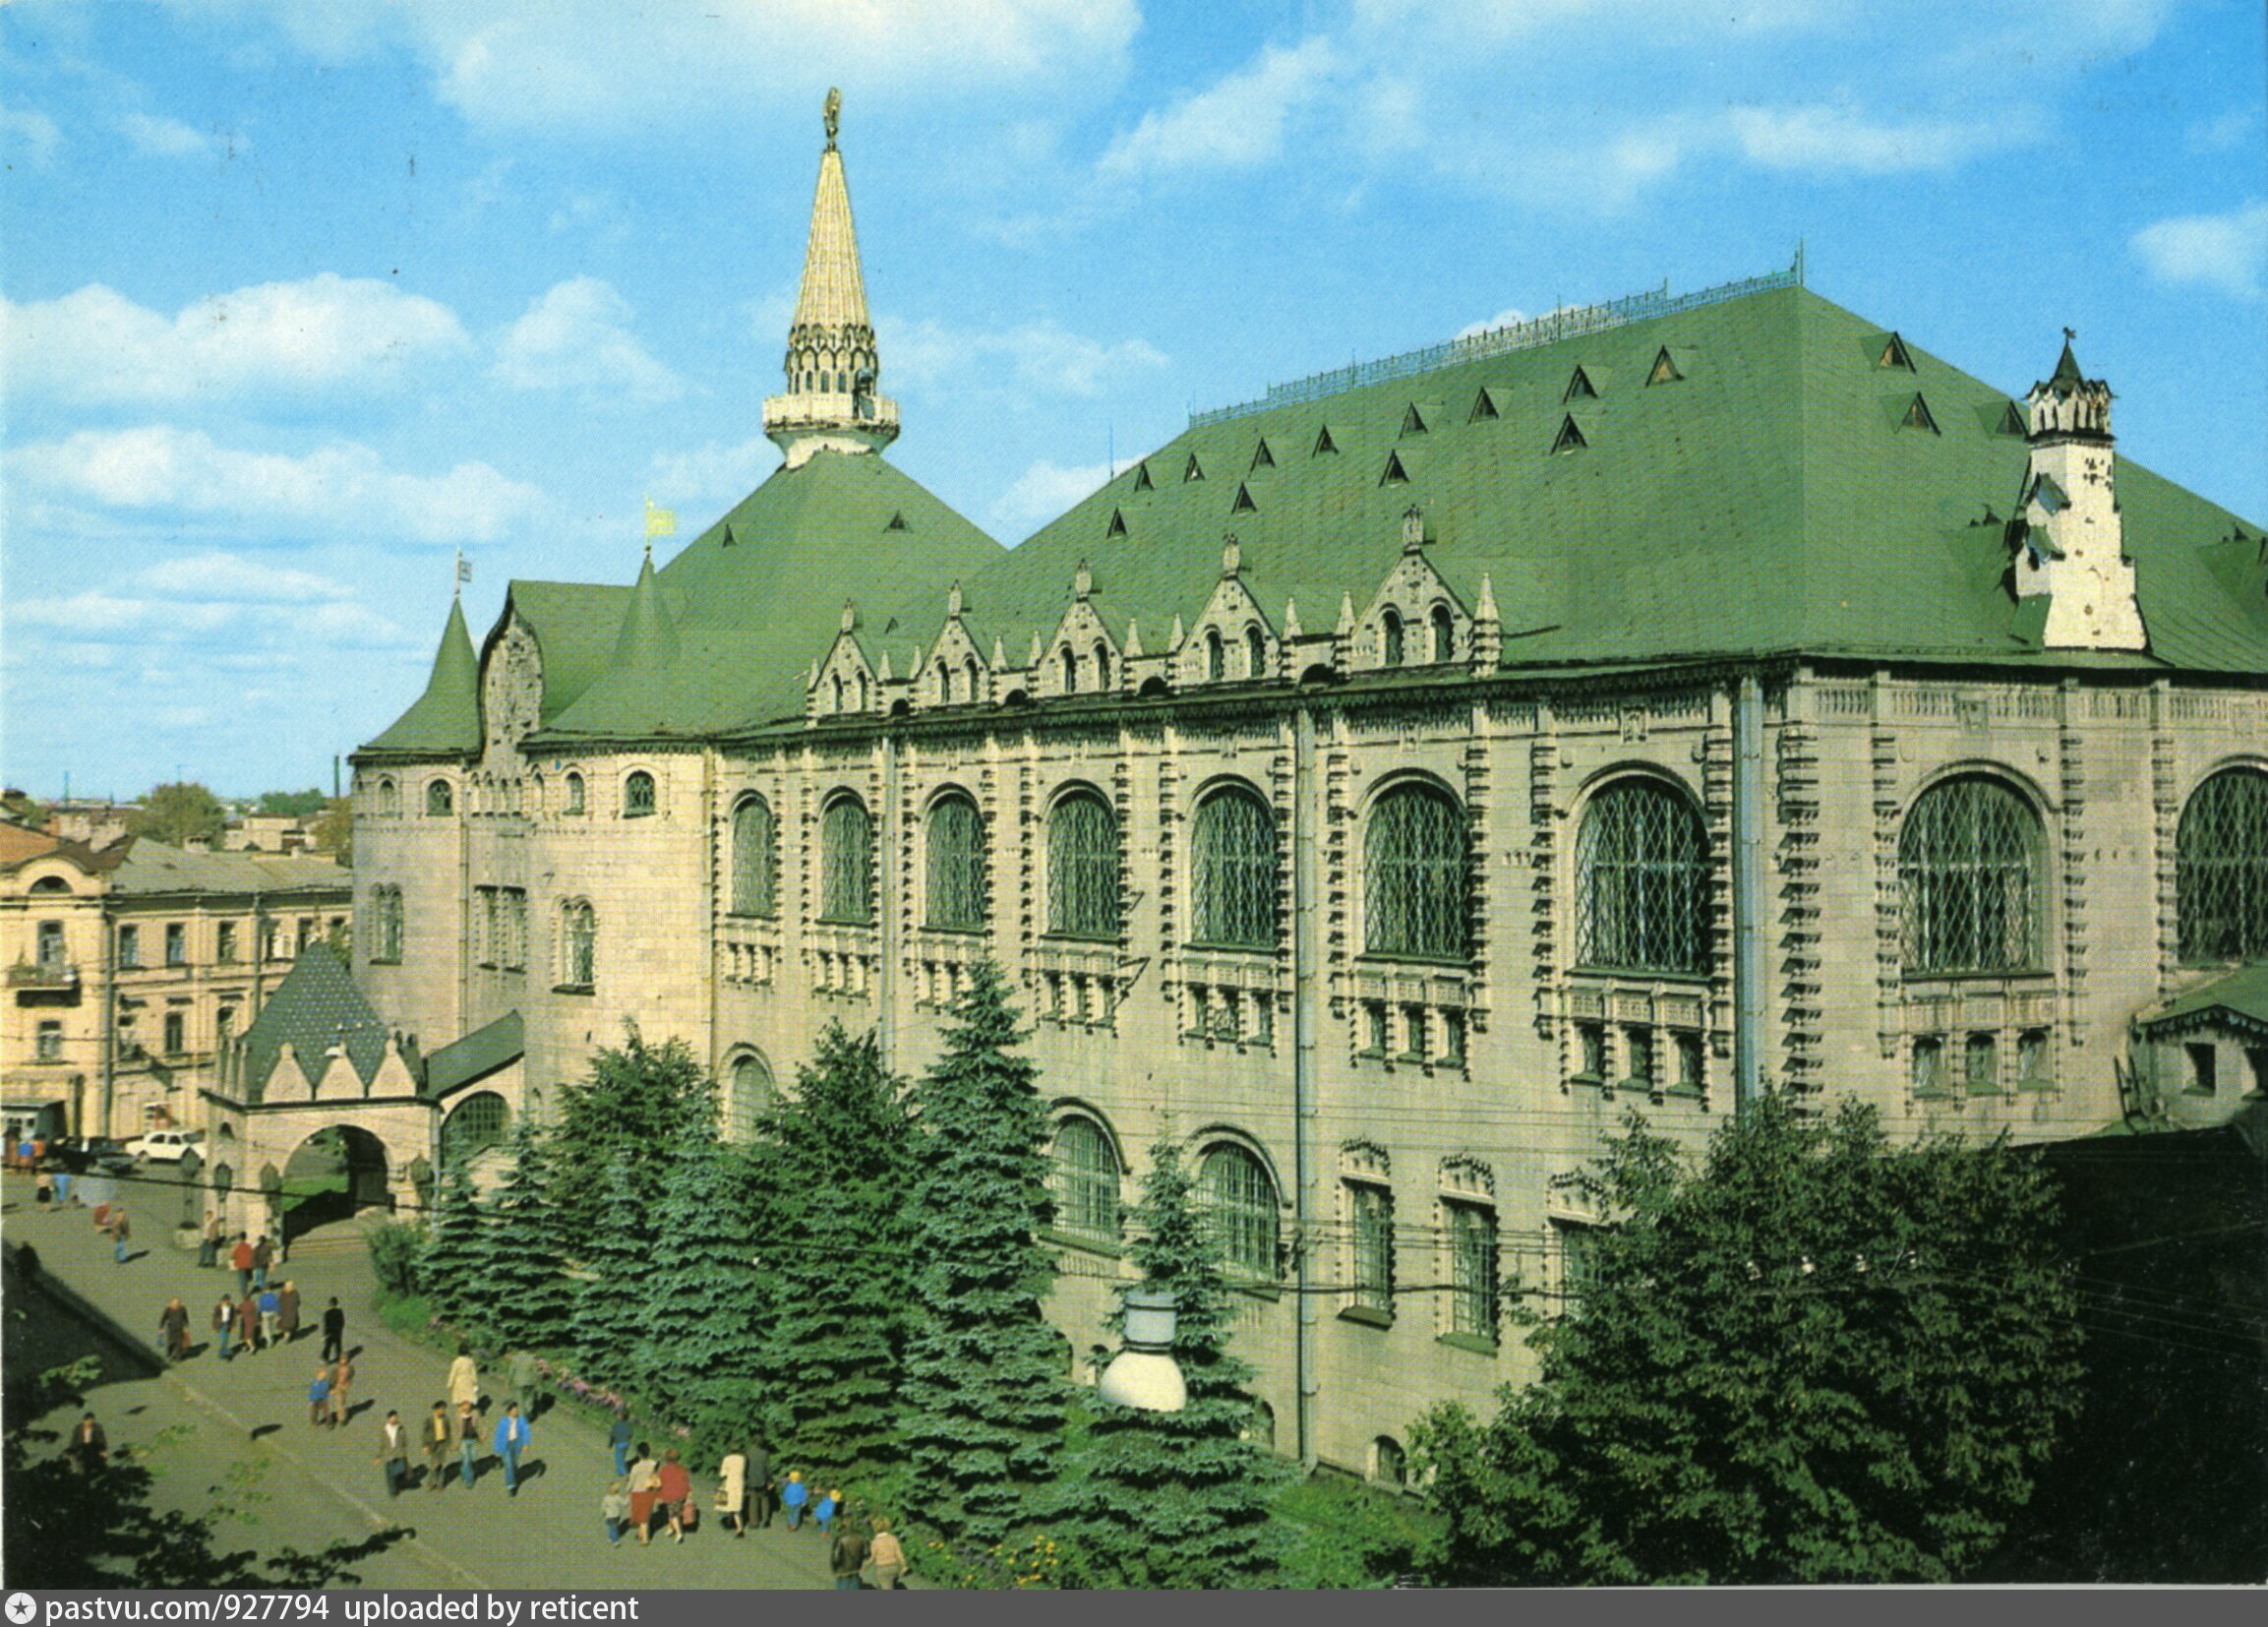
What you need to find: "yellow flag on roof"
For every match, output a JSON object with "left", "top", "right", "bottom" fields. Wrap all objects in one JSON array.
[{"left": 644, "top": 497, "right": 676, "bottom": 539}]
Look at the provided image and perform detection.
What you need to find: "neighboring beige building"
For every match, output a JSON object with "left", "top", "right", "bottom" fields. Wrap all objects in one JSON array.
[
  {"left": 2, "top": 826, "right": 350, "bottom": 1141},
  {"left": 347, "top": 99, "right": 2267, "bottom": 1479}
]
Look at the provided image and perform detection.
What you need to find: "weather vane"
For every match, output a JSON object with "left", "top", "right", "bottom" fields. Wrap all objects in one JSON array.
[{"left": 824, "top": 88, "right": 841, "bottom": 150}]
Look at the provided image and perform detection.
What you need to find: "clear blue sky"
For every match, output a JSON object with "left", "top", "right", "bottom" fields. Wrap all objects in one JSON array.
[{"left": 5, "top": 0, "right": 2263, "bottom": 800}]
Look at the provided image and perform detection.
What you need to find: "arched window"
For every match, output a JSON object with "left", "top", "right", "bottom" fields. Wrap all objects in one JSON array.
[
  {"left": 1371, "top": 1436, "right": 1407, "bottom": 1488},
  {"left": 1575, "top": 779, "right": 1709, "bottom": 974},
  {"left": 1245, "top": 625, "right": 1267, "bottom": 679},
  {"left": 1898, "top": 776, "right": 2044, "bottom": 974},
  {"left": 1430, "top": 604, "right": 1454, "bottom": 662},
  {"left": 426, "top": 779, "right": 453, "bottom": 816},
  {"left": 1381, "top": 609, "right": 1404, "bottom": 667},
  {"left": 1060, "top": 645, "right": 1078, "bottom": 693},
  {"left": 820, "top": 795, "right": 873, "bottom": 925},
  {"left": 2178, "top": 767, "right": 2268, "bottom": 964},
  {"left": 1206, "top": 630, "right": 1224, "bottom": 682},
  {"left": 376, "top": 777, "right": 399, "bottom": 815},
  {"left": 1190, "top": 784, "right": 1276, "bottom": 948},
  {"left": 724, "top": 1052, "right": 774, "bottom": 1142},
  {"left": 561, "top": 899, "right": 597, "bottom": 989},
  {"left": 1200, "top": 1144, "right": 1278, "bottom": 1276},
  {"left": 925, "top": 793, "right": 985, "bottom": 932},
  {"left": 1051, "top": 1117, "right": 1119, "bottom": 1240},
  {"left": 624, "top": 770, "right": 656, "bottom": 817},
  {"left": 368, "top": 885, "right": 404, "bottom": 964},
  {"left": 730, "top": 797, "right": 778, "bottom": 917},
  {"left": 1363, "top": 782, "right": 1467, "bottom": 959},
  {"left": 936, "top": 664, "right": 954, "bottom": 704},
  {"left": 1047, "top": 789, "right": 1118, "bottom": 939},
  {"left": 965, "top": 657, "right": 982, "bottom": 700},
  {"left": 440, "top": 1091, "right": 509, "bottom": 1168},
  {"left": 1093, "top": 641, "right": 1112, "bottom": 690},
  {"left": 564, "top": 772, "right": 586, "bottom": 815}
]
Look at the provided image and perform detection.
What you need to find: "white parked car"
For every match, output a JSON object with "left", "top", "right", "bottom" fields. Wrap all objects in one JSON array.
[{"left": 125, "top": 1129, "right": 204, "bottom": 1163}]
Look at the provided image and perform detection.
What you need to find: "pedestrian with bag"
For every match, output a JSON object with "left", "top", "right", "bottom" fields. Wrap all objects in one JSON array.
[
  {"left": 447, "top": 1345, "right": 480, "bottom": 1415},
  {"left": 377, "top": 1411, "right": 409, "bottom": 1498}
]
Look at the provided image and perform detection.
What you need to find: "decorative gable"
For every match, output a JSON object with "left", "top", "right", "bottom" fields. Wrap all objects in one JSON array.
[
  {"left": 922, "top": 594, "right": 990, "bottom": 707},
  {"left": 1355, "top": 507, "right": 1473, "bottom": 670},
  {"left": 1178, "top": 537, "right": 1278, "bottom": 686},
  {"left": 1041, "top": 563, "right": 1122, "bottom": 697},
  {"left": 809, "top": 602, "right": 876, "bottom": 717}
]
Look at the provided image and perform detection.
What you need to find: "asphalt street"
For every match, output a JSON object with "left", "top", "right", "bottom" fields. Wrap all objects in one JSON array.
[{"left": 3, "top": 1171, "right": 857, "bottom": 1591}]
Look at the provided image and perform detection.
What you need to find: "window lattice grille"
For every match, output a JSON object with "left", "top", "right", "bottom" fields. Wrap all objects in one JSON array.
[
  {"left": 1051, "top": 1118, "right": 1119, "bottom": 1240},
  {"left": 1448, "top": 1202, "right": 1497, "bottom": 1339},
  {"left": 925, "top": 795, "right": 986, "bottom": 932},
  {"left": 1047, "top": 791, "right": 1119, "bottom": 939},
  {"left": 1575, "top": 780, "right": 1708, "bottom": 973},
  {"left": 820, "top": 797, "right": 874, "bottom": 925},
  {"left": 725, "top": 1054, "right": 773, "bottom": 1141},
  {"left": 562, "top": 900, "right": 596, "bottom": 988},
  {"left": 625, "top": 771, "right": 656, "bottom": 817},
  {"left": 426, "top": 779, "right": 452, "bottom": 817},
  {"left": 731, "top": 798, "right": 777, "bottom": 917},
  {"left": 1348, "top": 1181, "right": 1395, "bottom": 1314},
  {"left": 441, "top": 1092, "right": 509, "bottom": 1168},
  {"left": 1898, "top": 777, "right": 2043, "bottom": 974},
  {"left": 1191, "top": 787, "right": 1277, "bottom": 948},
  {"left": 1201, "top": 1146, "right": 1277, "bottom": 1276},
  {"left": 2178, "top": 768, "right": 2268, "bottom": 964},
  {"left": 1363, "top": 783, "right": 1467, "bottom": 959}
]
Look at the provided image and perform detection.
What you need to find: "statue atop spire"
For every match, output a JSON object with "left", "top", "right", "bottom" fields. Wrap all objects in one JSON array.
[{"left": 762, "top": 88, "right": 901, "bottom": 467}]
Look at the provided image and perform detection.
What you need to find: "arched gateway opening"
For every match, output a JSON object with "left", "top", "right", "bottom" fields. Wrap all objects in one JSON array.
[{"left": 277, "top": 1123, "right": 393, "bottom": 1242}]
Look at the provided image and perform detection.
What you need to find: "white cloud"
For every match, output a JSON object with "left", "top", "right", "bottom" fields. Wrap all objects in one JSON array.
[
  {"left": 1102, "top": 37, "right": 1339, "bottom": 177},
  {"left": 165, "top": 0, "right": 1139, "bottom": 137},
  {"left": 137, "top": 553, "right": 352, "bottom": 604},
  {"left": 3, "top": 105, "right": 62, "bottom": 167},
  {"left": 118, "top": 111, "right": 234, "bottom": 159},
  {"left": 1727, "top": 102, "right": 2025, "bottom": 174},
  {"left": 2185, "top": 110, "right": 2259, "bottom": 154},
  {"left": 3, "top": 275, "right": 470, "bottom": 407},
  {"left": 645, "top": 437, "right": 779, "bottom": 514},
  {"left": 2130, "top": 202, "right": 2268, "bottom": 301},
  {"left": 492, "top": 276, "right": 683, "bottom": 405},
  {"left": 987, "top": 458, "right": 1109, "bottom": 543},
  {"left": 885, "top": 318, "right": 1166, "bottom": 399},
  {"left": 9, "top": 426, "right": 545, "bottom": 545}
]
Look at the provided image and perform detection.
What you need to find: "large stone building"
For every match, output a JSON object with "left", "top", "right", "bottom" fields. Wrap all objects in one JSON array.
[
  {"left": 348, "top": 99, "right": 2267, "bottom": 1477},
  {"left": 2, "top": 825, "right": 350, "bottom": 1143}
]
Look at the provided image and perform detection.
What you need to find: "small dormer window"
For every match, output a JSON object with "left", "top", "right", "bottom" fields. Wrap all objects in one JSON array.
[
  {"left": 1647, "top": 346, "right": 1682, "bottom": 386},
  {"left": 625, "top": 771, "right": 656, "bottom": 818},
  {"left": 1380, "top": 452, "right": 1410, "bottom": 487},
  {"left": 1900, "top": 393, "right": 1940, "bottom": 435},
  {"left": 965, "top": 656, "right": 982, "bottom": 699},
  {"left": 1880, "top": 332, "right": 1917, "bottom": 371},
  {"left": 1565, "top": 366, "right": 1597, "bottom": 401},
  {"left": 1107, "top": 508, "right": 1128, "bottom": 538},
  {"left": 1401, "top": 403, "right": 1428, "bottom": 436},
  {"left": 1184, "top": 452, "right": 1205, "bottom": 483},
  {"left": 1093, "top": 641, "right": 1112, "bottom": 690},
  {"left": 1313, "top": 425, "right": 1339, "bottom": 456},
  {"left": 1468, "top": 389, "right": 1499, "bottom": 422},
  {"left": 1382, "top": 609, "right": 1404, "bottom": 667},
  {"left": 1251, "top": 439, "right": 1275, "bottom": 470},
  {"left": 1552, "top": 414, "right": 1588, "bottom": 453},
  {"left": 1232, "top": 483, "right": 1256, "bottom": 513},
  {"left": 1133, "top": 461, "right": 1155, "bottom": 492}
]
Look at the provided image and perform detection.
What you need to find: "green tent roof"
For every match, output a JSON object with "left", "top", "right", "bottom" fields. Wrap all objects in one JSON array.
[
  {"left": 879, "top": 285, "right": 2263, "bottom": 683},
  {"left": 364, "top": 595, "right": 481, "bottom": 754},
  {"left": 236, "top": 942, "right": 395, "bottom": 1104},
  {"left": 529, "top": 449, "right": 1002, "bottom": 742},
  {"left": 2137, "top": 964, "right": 2268, "bottom": 1035}
]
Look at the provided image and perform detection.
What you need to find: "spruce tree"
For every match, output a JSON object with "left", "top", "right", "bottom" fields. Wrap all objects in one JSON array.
[
  {"left": 480, "top": 1115, "right": 575, "bottom": 1355},
  {"left": 574, "top": 1152, "right": 653, "bottom": 1390},
  {"left": 1050, "top": 1138, "right": 1283, "bottom": 1587},
  {"left": 754, "top": 1022, "right": 918, "bottom": 1474},
  {"left": 900, "top": 962, "right": 1067, "bottom": 1544},
  {"left": 627, "top": 1131, "right": 773, "bottom": 1462},
  {"left": 418, "top": 1160, "right": 490, "bottom": 1341},
  {"left": 549, "top": 1024, "right": 721, "bottom": 1239}
]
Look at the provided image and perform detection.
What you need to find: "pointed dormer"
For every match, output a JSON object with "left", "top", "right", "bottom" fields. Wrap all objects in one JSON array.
[
  {"left": 762, "top": 88, "right": 901, "bottom": 468},
  {"left": 2010, "top": 331, "right": 2146, "bottom": 650},
  {"left": 612, "top": 547, "right": 681, "bottom": 670},
  {"left": 365, "top": 593, "right": 481, "bottom": 753}
]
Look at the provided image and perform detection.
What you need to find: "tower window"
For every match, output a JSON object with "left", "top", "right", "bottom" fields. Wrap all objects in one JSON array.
[{"left": 1429, "top": 603, "right": 1454, "bottom": 662}]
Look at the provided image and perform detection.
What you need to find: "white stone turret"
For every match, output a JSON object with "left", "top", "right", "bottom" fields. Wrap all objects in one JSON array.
[
  {"left": 2011, "top": 333, "right": 2146, "bottom": 650},
  {"left": 763, "top": 88, "right": 901, "bottom": 467}
]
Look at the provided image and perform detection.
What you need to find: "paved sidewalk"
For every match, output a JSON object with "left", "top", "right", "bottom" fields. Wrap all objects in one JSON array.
[{"left": 4, "top": 1175, "right": 854, "bottom": 1591}]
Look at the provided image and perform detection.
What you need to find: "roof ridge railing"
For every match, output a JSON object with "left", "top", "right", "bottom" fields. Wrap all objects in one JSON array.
[{"left": 1188, "top": 263, "right": 1803, "bottom": 429}]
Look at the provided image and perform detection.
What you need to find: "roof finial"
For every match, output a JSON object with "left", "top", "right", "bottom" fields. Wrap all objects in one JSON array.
[{"left": 824, "top": 87, "right": 841, "bottom": 151}]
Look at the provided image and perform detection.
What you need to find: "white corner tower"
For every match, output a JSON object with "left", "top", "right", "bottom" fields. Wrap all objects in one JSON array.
[
  {"left": 2010, "top": 332, "right": 2147, "bottom": 650},
  {"left": 762, "top": 88, "right": 901, "bottom": 469}
]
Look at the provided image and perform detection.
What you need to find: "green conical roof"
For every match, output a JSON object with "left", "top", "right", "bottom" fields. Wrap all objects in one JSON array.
[
  {"left": 611, "top": 548, "right": 681, "bottom": 670},
  {"left": 2049, "top": 335, "right": 2085, "bottom": 391},
  {"left": 363, "top": 595, "right": 481, "bottom": 754}
]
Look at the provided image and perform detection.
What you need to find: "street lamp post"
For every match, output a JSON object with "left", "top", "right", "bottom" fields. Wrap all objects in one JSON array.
[{"left": 1097, "top": 1285, "right": 1185, "bottom": 1414}]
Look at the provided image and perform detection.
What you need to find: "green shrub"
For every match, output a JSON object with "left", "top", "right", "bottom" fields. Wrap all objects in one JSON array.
[
  {"left": 365, "top": 1219, "right": 424, "bottom": 1296},
  {"left": 374, "top": 1293, "right": 435, "bottom": 1340},
  {"left": 1270, "top": 1474, "right": 1431, "bottom": 1589}
]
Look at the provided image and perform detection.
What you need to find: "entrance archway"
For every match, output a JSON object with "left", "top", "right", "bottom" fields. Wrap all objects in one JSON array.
[{"left": 278, "top": 1123, "right": 392, "bottom": 1241}]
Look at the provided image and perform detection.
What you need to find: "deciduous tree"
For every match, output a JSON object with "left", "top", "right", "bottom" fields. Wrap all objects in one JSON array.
[
  {"left": 1410, "top": 1095, "right": 2085, "bottom": 1586},
  {"left": 127, "top": 782, "right": 223, "bottom": 848}
]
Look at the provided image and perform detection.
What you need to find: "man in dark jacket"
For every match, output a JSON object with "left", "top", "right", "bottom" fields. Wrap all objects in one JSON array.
[
  {"left": 831, "top": 1523, "right": 869, "bottom": 1590},
  {"left": 158, "top": 1296, "right": 191, "bottom": 1362},
  {"left": 745, "top": 1440, "right": 773, "bottom": 1529},
  {"left": 321, "top": 1296, "right": 346, "bottom": 1362}
]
